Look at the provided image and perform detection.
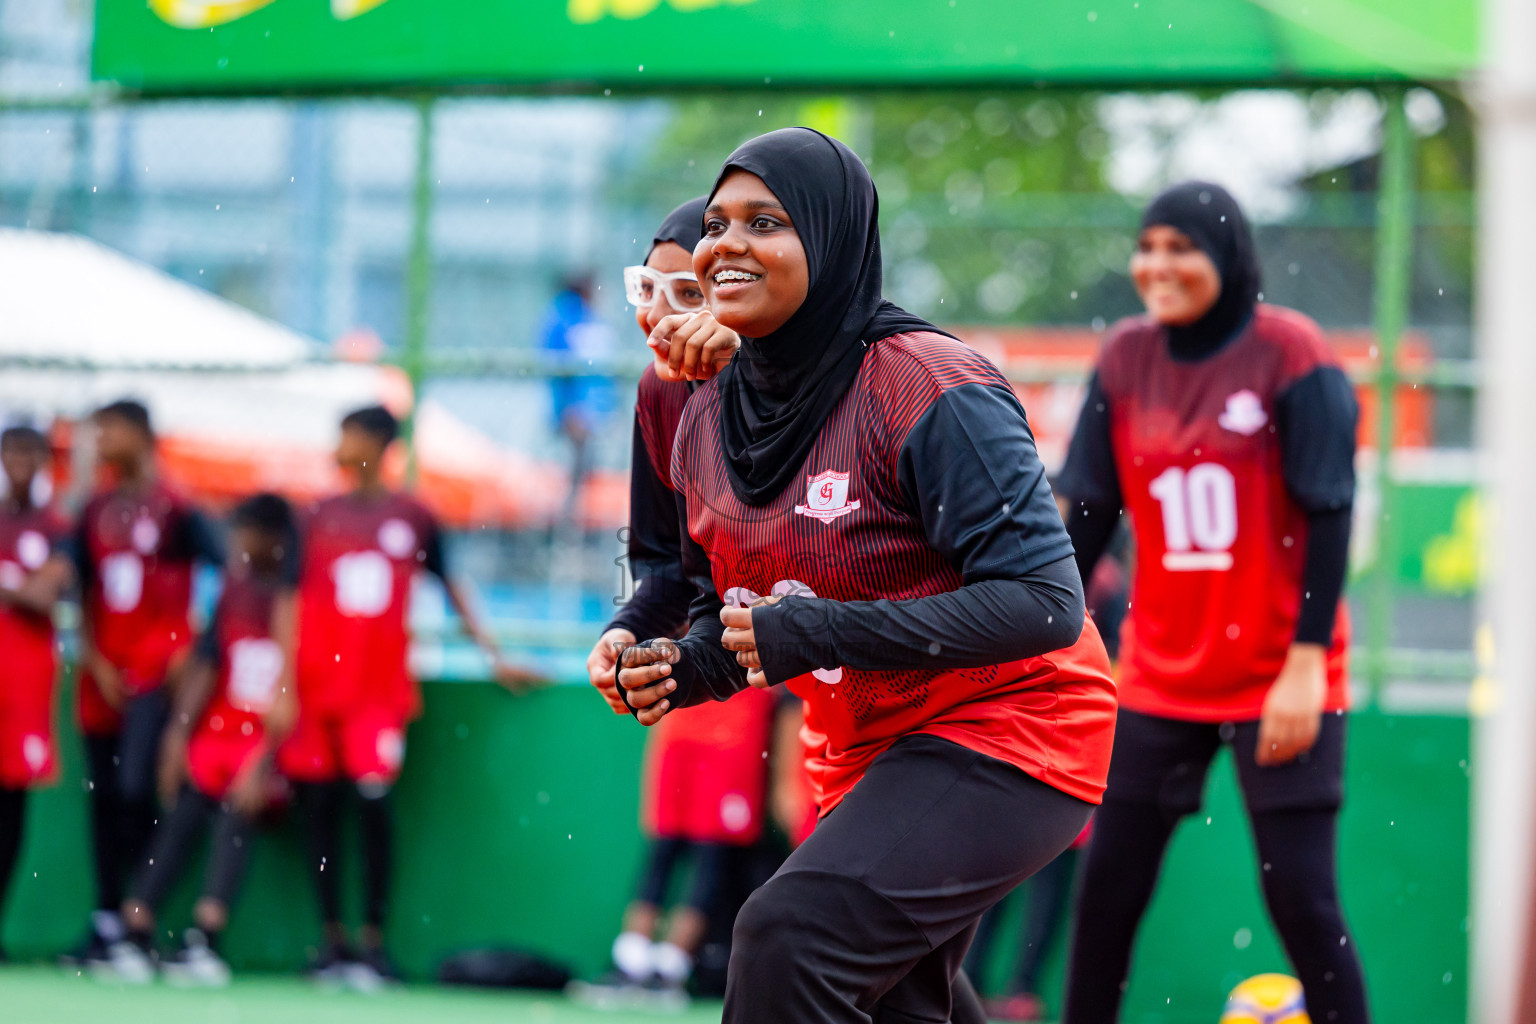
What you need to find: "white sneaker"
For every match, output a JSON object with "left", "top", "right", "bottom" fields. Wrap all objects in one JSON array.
[
  {"left": 160, "top": 931, "right": 231, "bottom": 988},
  {"left": 92, "top": 940, "right": 155, "bottom": 985}
]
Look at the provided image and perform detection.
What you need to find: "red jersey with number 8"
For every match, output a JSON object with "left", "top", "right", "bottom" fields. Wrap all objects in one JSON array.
[{"left": 1096, "top": 305, "right": 1350, "bottom": 721}]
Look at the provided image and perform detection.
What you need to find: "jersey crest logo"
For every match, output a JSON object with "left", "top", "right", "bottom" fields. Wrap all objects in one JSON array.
[
  {"left": 1218, "top": 389, "right": 1268, "bottom": 436},
  {"left": 794, "top": 470, "right": 860, "bottom": 522}
]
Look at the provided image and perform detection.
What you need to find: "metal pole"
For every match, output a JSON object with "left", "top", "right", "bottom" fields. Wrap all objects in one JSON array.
[
  {"left": 402, "top": 95, "right": 435, "bottom": 483},
  {"left": 1366, "top": 87, "right": 1413, "bottom": 697},
  {"left": 1474, "top": 0, "right": 1536, "bottom": 1016}
]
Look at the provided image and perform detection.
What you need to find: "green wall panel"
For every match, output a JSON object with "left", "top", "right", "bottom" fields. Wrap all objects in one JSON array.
[{"left": 4, "top": 674, "right": 1468, "bottom": 1022}]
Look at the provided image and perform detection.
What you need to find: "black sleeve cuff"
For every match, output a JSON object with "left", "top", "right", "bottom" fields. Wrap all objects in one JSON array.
[
  {"left": 752, "top": 556, "right": 1086, "bottom": 682},
  {"left": 616, "top": 638, "right": 697, "bottom": 719},
  {"left": 753, "top": 598, "right": 838, "bottom": 684}
]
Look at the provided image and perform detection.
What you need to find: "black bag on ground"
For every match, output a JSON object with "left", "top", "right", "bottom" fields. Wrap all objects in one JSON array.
[{"left": 437, "top": 948, "right": 574, "bottom": 990}]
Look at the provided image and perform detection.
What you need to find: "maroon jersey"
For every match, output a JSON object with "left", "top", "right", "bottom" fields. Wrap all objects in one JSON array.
[
  {"left": 295, "top": 491, "right": 444, "bottom": 718},
  {"left": 1090, "top": 305, "right": 1350, "bottom": 720},
  {"left": 0, "top": 504, "right": 64, "bottom": 701},
  {"left": 673, "top": 332, "right": 1117, "bottom": 813},
  {"left": 637, "top": 364, "right": 690, "bottom": 491},
  {"left": 196, "top": 572, "right": 286, "bottom": 740},
  {"left": 75, "top": 482, "right": 216, "bottom": 698}
]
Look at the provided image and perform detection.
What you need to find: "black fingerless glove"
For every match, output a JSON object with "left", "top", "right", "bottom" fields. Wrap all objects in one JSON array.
[{"left": 616, "top": 639, "right": 696, "bottom": 720}]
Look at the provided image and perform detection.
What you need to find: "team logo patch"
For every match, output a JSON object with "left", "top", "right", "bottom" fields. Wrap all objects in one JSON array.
[
  {"left": 16, "top": 530, "right": 49, "bottom": 570},
  {"left": 1218, "top": 389, "right": 1268, "bottom": 436},
  {"left": 131, "top": 516, "right": 161, "bottom": 554},
  {"left": 794, "top": 470, "right": 860, "bottom": 522},
  {"left": 377, "top": 517, "right": 417, "bottom": 559}
]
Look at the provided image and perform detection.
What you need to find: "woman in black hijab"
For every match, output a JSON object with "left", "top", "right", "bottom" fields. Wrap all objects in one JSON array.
[
  {"left": 614, "top": 127, "right": 1118, "bottom": 1022},
  {"left": 1057, "top": 182, "right": 1368, "bottom": 1022}
]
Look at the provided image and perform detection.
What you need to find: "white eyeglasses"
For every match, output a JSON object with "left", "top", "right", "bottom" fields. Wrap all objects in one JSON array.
[{"left": 623, "top": 265, "right": 707, "bottom": 312}]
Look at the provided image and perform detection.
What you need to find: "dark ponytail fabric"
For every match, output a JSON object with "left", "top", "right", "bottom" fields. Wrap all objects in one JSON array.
[
  {"left": 648, "top": 196, "right": 707, "bottom": 260},
  {"left": 1140, "top": 181, "right": 1261, "bottom": 361}
]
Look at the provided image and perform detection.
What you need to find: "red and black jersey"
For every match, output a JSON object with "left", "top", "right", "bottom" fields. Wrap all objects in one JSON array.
[
  {"left": 0, "top": 504, "right": 67, "bottom": 696},
  {"left": 607, "top": 364, "right": 695, "bottom": 641},
  {"left": 295, "top": 491, "right": 445, "bottom": 719},
  {"left": 671, "top": 331, "right": 1117, "bottom": 813},
  {"left": 1058, "top": 305, "right": 1355, "bottom": 721},
  {"left": 74, "top": 481, "right": 222, "bottom": 695},
  {"left": 194, "top": 572, "right": 286, "bottom": 743}
]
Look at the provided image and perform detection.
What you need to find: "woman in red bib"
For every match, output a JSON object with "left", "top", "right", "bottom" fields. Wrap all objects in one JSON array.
[
  {"left": 616, "top": 128, "right": 1117, "bottom": 1023},
  {"left": 1057, "top": 182, "right": 1368, "bottom": 1023}
]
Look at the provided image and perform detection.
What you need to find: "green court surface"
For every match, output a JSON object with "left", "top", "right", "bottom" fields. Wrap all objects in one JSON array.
[{"left": 2, "top": 965, "right": 730, "bottom": 1024}]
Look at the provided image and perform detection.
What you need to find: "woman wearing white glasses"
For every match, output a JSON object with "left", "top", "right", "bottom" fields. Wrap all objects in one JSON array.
[{"left": 578, "top": 199, "right": 770, "bottom": 1005}]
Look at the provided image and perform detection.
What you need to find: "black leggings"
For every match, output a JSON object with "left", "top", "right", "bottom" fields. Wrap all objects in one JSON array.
[
  {"left": 0, "top": 787, "right": 25, "bottom": 937},
  {"left": 635, "top": 837, "right": 732, "bottom": 916},
  {"left": 725, "top": 734, "right": 1092, "bottom": 1024},
  {"left": 84, "top": 690, "right": 171, "bottom": 911},
  {"left": 131, "top": 786, "right": 254, "bottom": 914},
  {"left": 297, "top": 780, "right": 393, "bottom": 931},
  {"left": 1063, "top": 711, "right": 1368, "bottom": 1024}
]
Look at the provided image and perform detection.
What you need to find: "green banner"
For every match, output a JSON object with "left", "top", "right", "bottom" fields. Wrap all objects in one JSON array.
[{"left": 93, "top": 0, "right": 1477, "bottom": 96}]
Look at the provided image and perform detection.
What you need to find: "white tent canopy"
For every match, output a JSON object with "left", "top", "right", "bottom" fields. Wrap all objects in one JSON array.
[
  {"left": 0, "top": 227, "right": 397, "bottom": 436},
  {"left": 0, "top": 227, "right": 313, "bottom": 370},
  {"left": 0, "top": 228, "right": 576, "bottom": 530}
]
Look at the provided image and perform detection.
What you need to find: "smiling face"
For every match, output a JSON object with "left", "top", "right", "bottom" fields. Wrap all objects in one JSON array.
[
  {"left": 1130, "top": 224, "right": 1222, "bottom": 327},
  {"left": 696, "top": 170, "right": 809, "bottom": 338},
  {"left": 635, "top": 241, "right": 705, "bottom": 337}
]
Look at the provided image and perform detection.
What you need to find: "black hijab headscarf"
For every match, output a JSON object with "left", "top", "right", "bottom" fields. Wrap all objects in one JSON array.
[
  {"left": 709, "top": 127, "right": 946, "bottom": 506},
  {"left": 1140, "top": 181, "right": 1262, "bottom": 361},
  {"left": 648, "top": 196, "right": 707, "bottom": 261}
]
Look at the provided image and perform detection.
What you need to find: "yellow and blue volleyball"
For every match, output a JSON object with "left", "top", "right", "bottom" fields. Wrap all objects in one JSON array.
[{"left": 1218, "top": 974, "right": 1310, "bottom": 1024}]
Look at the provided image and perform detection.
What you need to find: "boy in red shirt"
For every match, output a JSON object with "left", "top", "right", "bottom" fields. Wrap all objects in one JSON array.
[
  {"left": 0, "top": 426, "right": 72, "bottom": 961},
  {"left": 280, "top": 405, "right": 534, "bottom": 988},
  {"left": 67, "top": 400, "right": 224, "bottom": 966},
  {"left": 105, "top": 493, "right": 299, "bottom": 987}
]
